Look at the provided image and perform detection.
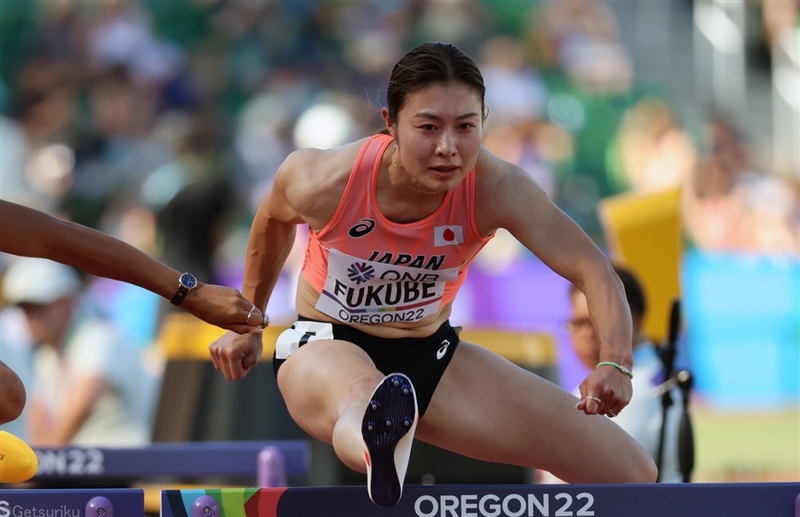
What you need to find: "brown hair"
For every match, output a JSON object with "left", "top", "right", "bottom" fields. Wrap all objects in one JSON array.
[{"left": 384, "top": 42, "right": 487, "bottom": 126}]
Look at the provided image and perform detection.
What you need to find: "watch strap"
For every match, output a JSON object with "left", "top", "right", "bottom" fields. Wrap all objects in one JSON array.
[{"left": 170, "top": 285, "right": 190, "bottom": 306}]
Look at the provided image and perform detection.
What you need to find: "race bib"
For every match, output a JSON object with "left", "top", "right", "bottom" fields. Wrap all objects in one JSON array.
[{"left": 315, "top": 249, "right": 459, "bottom": 325}]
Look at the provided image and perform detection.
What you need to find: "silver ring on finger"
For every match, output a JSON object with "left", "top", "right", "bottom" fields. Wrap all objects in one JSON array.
[
  {"left": 245, "top": 304, "right": 257, "bottom": 323},
  {"left": 586, "top": 396, "right": 602, "bottom": 404},
  {"left": 607, "top": 408, "right": 617, "bottom": 417}
]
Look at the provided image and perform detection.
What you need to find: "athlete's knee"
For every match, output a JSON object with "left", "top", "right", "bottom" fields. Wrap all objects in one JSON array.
[
  {"left": 621, "top": 448, "right": 658, "bottom": 483},
  {"left": 345, "top": 372, "right": 386, "bottom": 407}
]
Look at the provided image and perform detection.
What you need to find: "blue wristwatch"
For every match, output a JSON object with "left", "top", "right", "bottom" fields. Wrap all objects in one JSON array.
[{"left": 170, "top": 272, "right": 198, "bottom": 306}]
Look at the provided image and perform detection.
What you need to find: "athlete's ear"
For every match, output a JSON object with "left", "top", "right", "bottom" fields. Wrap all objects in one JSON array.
[{"left": 381, "top": 107, "right": 395, "bottom": 137}]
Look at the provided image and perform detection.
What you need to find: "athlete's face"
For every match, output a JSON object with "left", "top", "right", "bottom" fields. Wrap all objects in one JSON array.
[{"left": 384, "top": 82, "right": 483, "bottom": 193}]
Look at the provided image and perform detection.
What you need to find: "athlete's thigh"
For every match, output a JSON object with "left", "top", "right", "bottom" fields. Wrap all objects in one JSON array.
[
  {"left": 416, "top": 342, "right": 647, "bottom": 482},
  {"left": 276, "top": 339, "right": 383, "bottom": 443}
]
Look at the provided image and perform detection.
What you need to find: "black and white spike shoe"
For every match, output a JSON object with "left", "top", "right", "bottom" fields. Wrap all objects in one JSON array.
[{"left": 361, "top": 373, "right": 418, "bottom": 508}]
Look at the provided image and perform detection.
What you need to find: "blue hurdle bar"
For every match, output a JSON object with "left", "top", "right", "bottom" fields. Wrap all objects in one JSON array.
[
  {"left": 1, "top": 489, "right": 143, "bottom": 517},
  {"left": 161, "top": 483, "right": 800, "bottom": 517},
  {"left": 32, "top": 441, "right": 310, "bottom": 484}
]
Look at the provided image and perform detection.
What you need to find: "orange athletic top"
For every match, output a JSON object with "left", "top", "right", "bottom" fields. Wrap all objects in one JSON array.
[{"left": 301, "top": 134, "right": 493, "bottom": 325}]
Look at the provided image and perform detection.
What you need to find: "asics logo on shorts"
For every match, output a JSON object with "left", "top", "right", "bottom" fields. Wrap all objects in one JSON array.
[
  {"left": 436, "top": 339, "right": 450, "bottom": 360},
  {"left": 348, "top": 218, "right": 376, "bottom": 238}
]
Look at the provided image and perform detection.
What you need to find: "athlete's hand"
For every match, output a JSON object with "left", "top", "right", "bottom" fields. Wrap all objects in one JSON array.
[
  {"left": 183, "top": 283, "right": 264, "bottom": 334},
  {"left": 576, "top": 367, "right": 632, "bottom": 418},
  {"left": 209, "top": 331, "right": 263, "bottom": 380}
]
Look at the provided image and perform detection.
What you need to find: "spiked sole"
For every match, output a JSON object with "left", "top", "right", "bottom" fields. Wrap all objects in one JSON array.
[{"left": 362, "top": 373, "right": 418, "bottom": 508}]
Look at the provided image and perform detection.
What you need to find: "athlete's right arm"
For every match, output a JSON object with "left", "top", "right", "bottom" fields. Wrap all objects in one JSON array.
[
  {"left": 210, "top": 150, "right": 314, "bottom": 380},
  {"left": 242, "top": 153, "right": 307, "bottom": 315}
]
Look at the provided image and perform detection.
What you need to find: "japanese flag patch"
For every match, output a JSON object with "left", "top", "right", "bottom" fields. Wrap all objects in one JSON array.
[{"left": 434, "top": 225, "right": 464, "bottom": 247}]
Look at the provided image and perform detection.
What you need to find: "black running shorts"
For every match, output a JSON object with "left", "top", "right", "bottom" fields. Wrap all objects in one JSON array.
[{"left": 272, "top": 316, "right": 460, "bottom": 416}]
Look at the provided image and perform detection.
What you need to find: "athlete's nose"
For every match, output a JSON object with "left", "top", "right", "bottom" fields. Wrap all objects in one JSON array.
[{"left": 435, "top": 131, "right": 457, "bottom": 157}]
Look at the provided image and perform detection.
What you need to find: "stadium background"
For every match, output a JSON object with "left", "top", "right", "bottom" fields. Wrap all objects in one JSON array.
[{"left": 0, "top": 0, "right": 797, "bottom": 484}]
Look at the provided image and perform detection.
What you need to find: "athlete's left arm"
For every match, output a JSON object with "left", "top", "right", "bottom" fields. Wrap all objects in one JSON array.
[{"left": 475, "top": 154, "right": 633, "bottom": 415}]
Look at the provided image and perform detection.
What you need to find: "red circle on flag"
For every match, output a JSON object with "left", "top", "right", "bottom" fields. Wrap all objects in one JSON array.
[{"left": 443, "top": 229, "right": 455, "bottom": 242}]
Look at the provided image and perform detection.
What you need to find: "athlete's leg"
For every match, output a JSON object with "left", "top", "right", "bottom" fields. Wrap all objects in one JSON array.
[
  {"left": 276, "top": 339, "right": 384, "bottom": 473},
  {"left": 416, "top": 342, "right": 658, "bottom": 483}
]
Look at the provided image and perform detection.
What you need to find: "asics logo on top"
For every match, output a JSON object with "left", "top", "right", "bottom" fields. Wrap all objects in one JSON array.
[
  {"left": 436, "top": 339, "right": 450, "bottom": 360},
  {"left": 349, "top": 218, "right": 376, "bottom": 238},
  {"left": 347, "top": 262, "right": 376, "bottom": 284}
]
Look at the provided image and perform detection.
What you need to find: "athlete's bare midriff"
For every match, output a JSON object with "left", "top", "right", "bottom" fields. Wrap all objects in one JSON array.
[{"left": 295, "top": 274, "right": 453, "bottom": 339}]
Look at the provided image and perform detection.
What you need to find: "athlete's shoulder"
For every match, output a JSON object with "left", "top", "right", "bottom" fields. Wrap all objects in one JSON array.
[
  {"left": 474, "top": 145, "right": 530, "bottom": 191},
  {"left": 275, "top": 137, "right": 374, "bottom": 226},
  {"left": 280, "top": 137, "right": 371, "bottom": 185},
  {"left": 472, "top": 145, "right": 550, "bottom": 234}
]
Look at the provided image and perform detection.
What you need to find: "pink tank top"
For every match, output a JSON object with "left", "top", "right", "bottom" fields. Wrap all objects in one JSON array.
[{"left": 301, "top": 134, "right": 493, "bottom": 325}]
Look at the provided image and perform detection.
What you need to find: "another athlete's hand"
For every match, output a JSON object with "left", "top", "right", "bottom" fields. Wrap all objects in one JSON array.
[
  {"left": 209, "top": 331, "right": 264, "bottom": 380},
  {"left": 182, "top": 283, "right": 264, "bottom": 334},
  {"left": 576, "top": 367, "right": 632, "bottom": 418}
]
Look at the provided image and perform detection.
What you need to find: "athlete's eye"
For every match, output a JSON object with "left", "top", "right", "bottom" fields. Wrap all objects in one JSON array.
[
  {"left": 459, "top": 123, "right": 476, "bottom": 130},
  {"left": 419, "top": 124, "right": 437, "bottom": 131}
]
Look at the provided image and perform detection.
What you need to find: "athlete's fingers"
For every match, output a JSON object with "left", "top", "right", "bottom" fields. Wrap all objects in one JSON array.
[
  {"left": 241, "top": 350, "right": 259, "bottom": 371},
  {"left": 223, "top": 350, "right": 244, "bottom": 380},
  {"left": 586, "top": 395, "right": 604, "bottom": 415},
  {"left": 209, "top": 346, "right": 221, "bottom": 371},
  {"left": 225, "top": 323, "right": 262, "bottom": 335},
  {"left": 575, "top": 395, "right": 604, "bottom": 415},
  {"left": 607, "top": 401, "right": 625, "bottom": 418}
]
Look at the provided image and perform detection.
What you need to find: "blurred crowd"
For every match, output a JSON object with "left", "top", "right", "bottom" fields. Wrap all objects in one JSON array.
[{"left": 0, "top": 0, "right": 797, "bottom": 447}]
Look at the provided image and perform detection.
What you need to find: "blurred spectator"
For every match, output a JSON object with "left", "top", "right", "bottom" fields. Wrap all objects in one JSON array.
[
  {"left": 606, "top": 97, "right": 698, "bottom": 194},
  {"left": 762, "top": 0, "right": 799, "bottom": 48},
  {"left": 2, "top": 257, "right": 157, "bottom": 447},
  {"left": 521, "top": 0, "right": 641, "bottom": 243},
  {"left": 684, "top": 116, "right": 800, "bottom": 255},
  {"left": 153, "top": 105, "right": 236, "bottom": 288},
  {"left": 524, "top": 0, "right": 628, "bottom": 89},
  {"left": 541, "top": 264, "right": 682, "bottom": 483},
  {"left": 480, "top": 36, "right": 549, "bottom": 124},
  {"left": 0, "top": 114, "right": 33, "bottom": 205}
]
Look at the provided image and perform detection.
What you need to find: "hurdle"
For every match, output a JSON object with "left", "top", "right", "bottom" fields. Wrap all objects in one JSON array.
[
  {"left": 0, "top": 489, "right": 143, "bottom": 517},
  {"left": 32, "top": 441, "right": 310, "bottom": 487},
  {"left": 161, "top": 483, "right": 800, "bottom": 517}
]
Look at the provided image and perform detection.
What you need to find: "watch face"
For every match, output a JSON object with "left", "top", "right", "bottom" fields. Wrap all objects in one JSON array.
[{"left": 180, "top": 273, "right": 197, "bottom": 289}]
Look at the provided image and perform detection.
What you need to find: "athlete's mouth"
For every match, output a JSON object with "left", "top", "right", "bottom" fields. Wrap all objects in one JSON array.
[{"left": 430, "top": 165, "right": 458, "bottom": 172}]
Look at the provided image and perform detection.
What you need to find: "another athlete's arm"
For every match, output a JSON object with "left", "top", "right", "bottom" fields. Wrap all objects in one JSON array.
[
  {"left": 0, "top": 360, "right": 26, "bottom": 425},
  {"left": 0, "top": 200, "right": 261, "bottom": 334}
]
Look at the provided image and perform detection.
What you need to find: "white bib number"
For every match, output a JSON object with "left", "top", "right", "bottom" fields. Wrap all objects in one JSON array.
[{"left": 315, "top": 249, "right": 459, "bottom": 325}]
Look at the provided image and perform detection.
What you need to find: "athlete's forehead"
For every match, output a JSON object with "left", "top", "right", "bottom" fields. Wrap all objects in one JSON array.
[
  {"left": 411, "top": 110, "right": 481, "bottom": 122},
  {"left": 400, "top": 82, "right": 482, "bottom": 120}
]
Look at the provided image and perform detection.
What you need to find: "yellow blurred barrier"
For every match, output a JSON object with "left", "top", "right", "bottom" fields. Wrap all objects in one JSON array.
[
  {"left": 158, "top": 313, "right": 556, "bottom": 368},
  {"left": 157, "top": 313, "right": 283, "bottom": 360},
  {"left": 599, "top": 187, "right": 683, "bottom": 343}
]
